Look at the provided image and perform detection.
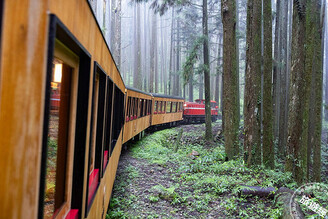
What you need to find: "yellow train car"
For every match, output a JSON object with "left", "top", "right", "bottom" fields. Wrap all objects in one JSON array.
[
  {"left": 123, "top": 86, "right": 152, "bottom": 143},
  {"left": 0, "top": 1, "right": 125, "bottom": 218},
  {"left": 0, "top": 1, "right": 185, "bottom": 219},
  {"left": 151, "top": 94, "right": 184, "bottom": 126}
]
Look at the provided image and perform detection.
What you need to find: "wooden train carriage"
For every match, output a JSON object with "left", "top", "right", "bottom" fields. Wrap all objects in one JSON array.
[
  {"left": 151, "top": 94, "right": 184, "bottom": 126},
  {"left": 0, "top": 1, "right": 125, "bottom": 219},
  {"left": 123, "top": 86, "right": 152, "bottom": 144}
]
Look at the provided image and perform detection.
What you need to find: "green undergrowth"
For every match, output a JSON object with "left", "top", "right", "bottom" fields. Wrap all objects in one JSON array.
[{"left": 108, "top": 126, "right": 295, "bottom": 218}]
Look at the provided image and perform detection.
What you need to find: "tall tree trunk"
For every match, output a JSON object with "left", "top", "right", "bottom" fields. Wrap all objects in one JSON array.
[
  {"left": 111, "top": 0, "right": 116, "bottom": 51},
  {"left": 215, "top": 37, "right": 223, "bottom": 105},
  {"left": 236, "top": 0, "right": 241, "bottom": 121},
  {"left": 150, "top": 11, "right": 156, "bottom": 93},
  {"left": 114, "top": 0, "right": 121, "bottom": 69},
  {"left": 133, "top": 3, "right": 142, "bottom": 90},
  {"left": 263, "top": 0, "right": 274, "bottom": 169},
  {"left": 189, "top": 72, "right": 194, "bottom": 102},
  {"left": 160, "top": 16, "right": 166, "bottom": 94},
  {"left": 307, "top": 0, "right": 323, "bottom": 182},
  {"left": 273, "top": 0, "right": 281, "bottom": 144},
  {"left": 203, "top": 0, "right": 213, "bottom": 141},
  {"left": 221, "top": 0, "right": 239, "bottom": 159},
  {"left": 286, "top": 0, "right": 306, "bottom": 184},
  {"left": 143, "top": 2, "right": 148, "bottom": 92},
  {"left": 278, "top": 0, "right": 289, "bottom": 159},
  {"left": 244, "top": 0, "right": 262, "bottom": 166},
  {"left": 169, "top": 8, "right": 175, "bottom": 95},
  {"left": 325, "top": 5, "right": 328, "bottom": 122},
  {"left": 175, "top": 16, "right": 180, "bottom": 96},
  {"left": 199, "top": 74, "right": 203, "bottom": 100},
  {"left": 154, "top": 13, "right": 158, "bottom": 93}
]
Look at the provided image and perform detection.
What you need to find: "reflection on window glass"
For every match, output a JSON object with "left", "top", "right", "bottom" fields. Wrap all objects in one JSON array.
[{"left": 44, "top": 58, "right": 72, "bottom": 219}]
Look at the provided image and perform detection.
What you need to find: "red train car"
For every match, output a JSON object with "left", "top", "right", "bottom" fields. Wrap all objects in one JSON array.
[{"left": 183, "top": 99, "right": 219, "bottom": 122}]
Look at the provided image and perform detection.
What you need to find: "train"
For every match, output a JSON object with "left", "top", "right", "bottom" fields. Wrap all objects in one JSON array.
[
  {"left": 0, "top": 1, "right": 218, "bottom": 219},
  {"left": 183, "top": 99, "right": 219, "bottom": 123}
]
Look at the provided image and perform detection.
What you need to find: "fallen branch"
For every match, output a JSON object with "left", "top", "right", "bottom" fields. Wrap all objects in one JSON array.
[{"left": 239, "top": 185, "right": 276, "bottom": 199}]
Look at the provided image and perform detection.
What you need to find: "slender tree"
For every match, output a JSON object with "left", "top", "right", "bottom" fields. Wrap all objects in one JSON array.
[
  {"left": 221, "top": 0, "right": 239, "bottom": 159},
  {"left": 150, "top": 11, "right": 157, "bottom": 93},
  {"left": 244, "top": 0, "right": 262, "bottom": 166},
  {"left": 203, "top": 0, "right": 213, "bottom": 141},
  {"left": 114, "top": 0, "right": 122, "bottom": 68},
  {"left": 277, "top": 0, "right": 289, "bottom": 158},
  {"left": 285, "top": 0, "right": 306, "bottom": 184},
  {"left": 133, "top": 3, "right": 142, "bottom": 89},
  {"left": 262, "top": 0, "right": 274, "bottom": 168},
  {"left": 272, "top": 0, "right": 281, "bottom": 142},
  {"left": 308, "top": 0, "right": 323, "bottom": 182}
]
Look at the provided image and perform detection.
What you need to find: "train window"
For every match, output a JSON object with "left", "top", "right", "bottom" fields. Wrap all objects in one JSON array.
[
  {"left": 111, "top": 85, "right": 125, "bottom": 154},
  {"left": 129, "top": 97, "right": 133, "bottom": 120},
  {"left": 140, "top": 99, "right": 144, "bottom": 117},
  {"left": 126, "top": 97, "right": 130, "bottom": 121},
  {"left": 166, "top": 101, "right": 171, "bottom": 113},
  {"left": 158, "top": 101, "right": 161, "bottom": 113},
  {"left": 172, "top": 102, "right": 176, "bottom": 112},
  {"left": 154, "top": 101, "right": 158, "bottom": 114},
  {"left": 131, "top": 98, "right": 135, "bottom": 119},
  {"left": 86, "top": 64, "right": 107, "bottom": 212},
  {"left": 43, "top": 41, "right": 79, "bottom": 219},
  {"left": 103, "top": 77, "right": 113, "bottom": 170},
  {"left": 131, "top": 98, "right": 134, "bottom": 119},
  {"left": 89, "top": 73, "right": 99, "bottom": 175},
  {"left": 135, "top": 98, "right": 139, "bottom": 118},
  {"left": 211, "top": 102, "right": 217, "bottom": 108}
]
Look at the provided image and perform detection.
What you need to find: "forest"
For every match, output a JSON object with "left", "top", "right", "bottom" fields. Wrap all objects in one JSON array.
[{"left": 88, "top": 0, "right": 328, "bottom": 217}]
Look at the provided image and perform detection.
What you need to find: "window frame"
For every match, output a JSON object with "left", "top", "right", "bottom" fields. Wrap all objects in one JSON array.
[{"left": 39, "top": 15, "right": 91, "bottom": 219}]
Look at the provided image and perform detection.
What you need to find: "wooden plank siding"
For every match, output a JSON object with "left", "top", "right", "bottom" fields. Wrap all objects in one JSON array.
[
  {"left": 151, "top": 97, "right": 184, "bottom": 126},
  {"left": 0, "top": 0, "right": 49, "bottom": 218},
  {"left": 123, "top": 88, "right": 152, "bottom": 143},
  {"left": 0, "top": 0, "right": 185, "bottom": 218}
]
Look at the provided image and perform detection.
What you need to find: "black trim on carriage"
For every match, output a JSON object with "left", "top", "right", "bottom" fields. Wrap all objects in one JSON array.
[
  {"left": 151, "top": 93, "right": 185, "bottom": 100},
  {"left": 0, "top": 0, "right": 4, "bottom": 53},
  {"left": 38, "top": 14, "right": 57, "bottom": 219},
  {"left": 39, "top": 14, "right": 91, "bottom": 219},
  {"left": 126, "top": 86, "right": 152, "bottom": 97}
]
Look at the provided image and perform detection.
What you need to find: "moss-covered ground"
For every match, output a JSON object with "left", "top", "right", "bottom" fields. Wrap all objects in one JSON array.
[{"left": 107, "top": 122, "right": 298, "bottom": 218}]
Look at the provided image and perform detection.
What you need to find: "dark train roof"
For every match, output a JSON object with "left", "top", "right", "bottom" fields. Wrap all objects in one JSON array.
[
  {"left": 126, "top": 86, "right": 184, "bottom": 100},
  {"left": 151, "top": 93, "right": 184, "bottom": 100},
  {"left": 126, "top": 86, "right": 152, "bottom": 96}
]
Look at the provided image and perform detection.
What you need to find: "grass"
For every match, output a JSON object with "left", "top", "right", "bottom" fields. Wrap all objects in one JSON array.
[{"left": 108, "top": 124, "right": 296, "bottom": 218}]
